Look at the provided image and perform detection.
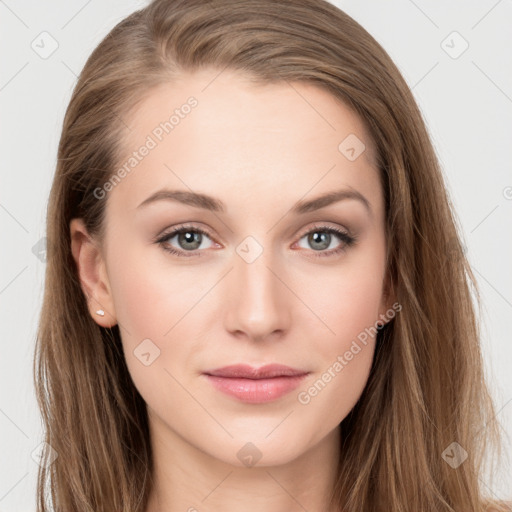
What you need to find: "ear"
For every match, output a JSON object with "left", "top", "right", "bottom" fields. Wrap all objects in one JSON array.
[{"left": 70, "top": 218, "right": 117, "bottom": 328}]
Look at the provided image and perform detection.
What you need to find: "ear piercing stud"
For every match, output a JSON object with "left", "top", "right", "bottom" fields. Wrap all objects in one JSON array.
[{"left": 95, "top": 309, "right": 105, "bottom": 317}]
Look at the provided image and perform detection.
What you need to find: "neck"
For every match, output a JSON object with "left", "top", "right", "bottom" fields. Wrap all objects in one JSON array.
[{"left": 145, "top": 417, "right": 341, "bottom": 512}]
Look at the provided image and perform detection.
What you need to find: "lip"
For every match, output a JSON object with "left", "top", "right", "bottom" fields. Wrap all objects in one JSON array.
[{"left": 203, "top": 364, "right": 309, "bottom": 403}]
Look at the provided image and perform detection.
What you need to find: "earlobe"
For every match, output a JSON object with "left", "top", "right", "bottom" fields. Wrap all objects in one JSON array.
[{"left": 69, "top": 218, "right": 117, "bottom": 328}]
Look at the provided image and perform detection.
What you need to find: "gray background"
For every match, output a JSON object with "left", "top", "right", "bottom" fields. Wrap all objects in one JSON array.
[{"left": 1, "top": 0, "right": 511, "bottom": 509}]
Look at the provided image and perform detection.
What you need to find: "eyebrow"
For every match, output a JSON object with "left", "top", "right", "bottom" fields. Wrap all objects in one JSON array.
[{"left": 136, "top": 188, "right": 372, "bottom": 216}]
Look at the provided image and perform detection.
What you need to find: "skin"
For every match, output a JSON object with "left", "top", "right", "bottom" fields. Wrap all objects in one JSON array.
[{"left": 70, "top": 68, "right": 395, "bottom": 512}]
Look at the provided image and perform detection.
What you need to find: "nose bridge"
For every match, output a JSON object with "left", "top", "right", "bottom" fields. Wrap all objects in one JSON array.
[{"left": 224, "top": 235, "right": 290, "bottom": 340}]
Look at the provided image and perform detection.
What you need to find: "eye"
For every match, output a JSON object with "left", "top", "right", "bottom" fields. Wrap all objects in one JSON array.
[
  {"left": 155, "top": 224, "right": 216, "bottom": 257},
  {"left": 294, "top": 224, "right": 357, "bottom": 258},
  {"left": 155, "top": 222, "right": 357, "bottom": 259}
]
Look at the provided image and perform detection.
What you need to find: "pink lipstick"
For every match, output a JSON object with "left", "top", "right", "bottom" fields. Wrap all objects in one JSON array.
[{"left": 203, "top": 364, "right": 309, "bottom": 403}]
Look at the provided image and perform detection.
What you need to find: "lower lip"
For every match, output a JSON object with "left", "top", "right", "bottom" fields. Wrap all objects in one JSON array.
[{"left": 204, "top": 374, "right": 308, "bottom": 403}]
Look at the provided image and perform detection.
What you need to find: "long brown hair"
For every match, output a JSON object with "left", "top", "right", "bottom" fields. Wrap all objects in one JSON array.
[{"left": 34, "top": 0, "right": 509, "bottom": 510}]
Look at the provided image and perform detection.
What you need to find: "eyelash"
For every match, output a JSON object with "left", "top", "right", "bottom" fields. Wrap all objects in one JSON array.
[{"left": 154, "top": 223, "right": 357, "bottom": 259}]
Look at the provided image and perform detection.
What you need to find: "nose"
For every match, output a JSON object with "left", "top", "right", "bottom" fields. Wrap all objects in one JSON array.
[{"left": 223, "top": 242, "right": 292, "bottom": 343}]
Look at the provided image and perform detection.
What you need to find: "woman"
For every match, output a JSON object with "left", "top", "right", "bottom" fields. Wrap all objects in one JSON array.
[{"left": 34, "top": 0, "right": 509, "bottom": 510}]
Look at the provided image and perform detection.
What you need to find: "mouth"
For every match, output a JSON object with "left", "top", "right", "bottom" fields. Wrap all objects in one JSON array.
[{"left": 203, "top": 364, "right": 310, "bottom": 403}]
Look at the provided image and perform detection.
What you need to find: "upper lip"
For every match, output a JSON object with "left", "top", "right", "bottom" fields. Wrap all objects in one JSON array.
[{"left": 204, "top": 364, "right": 309, "bottom": 379}]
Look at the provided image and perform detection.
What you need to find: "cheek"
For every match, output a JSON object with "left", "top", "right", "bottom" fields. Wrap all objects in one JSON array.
[
  {"left": 107, "top": 251, "right": 206, "bottom": 407},
  {"left": 294, "top": 262, "right": 383, "bottom": 418},
  {"left": 107, "top": 242, "right": 204, "bottom": 339},
  {"left": 299, "top": 253, "right": 385, "bottom": 351},
  {"left": 104, "top": 244, "right": 198, "bottom": 386},
  {"left": 296, "top": 341, "right": 374, "bottom": 425}
]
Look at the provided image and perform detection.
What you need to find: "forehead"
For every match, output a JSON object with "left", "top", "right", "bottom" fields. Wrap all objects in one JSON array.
[{"left": 108, "top": 68, "right": 381, "bottom": 216}]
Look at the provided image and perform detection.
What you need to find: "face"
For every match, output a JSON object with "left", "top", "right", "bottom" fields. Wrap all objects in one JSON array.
[{"left": 72, "top": 68, "right": 394, "bottom": 468}]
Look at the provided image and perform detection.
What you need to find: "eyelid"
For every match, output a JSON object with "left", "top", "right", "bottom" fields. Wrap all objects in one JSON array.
[
  {"left": 155, "top": 221, "right": 356, "bottom": 258},
  {"left": 292, "top": 222, "right": 356, "bottom": 258},
  {"left": 153, "top": 223, "right": 216, "bottom": 244},
  {"left": 155, "top": 221, "right": 352, "bottom": 243},
  {"left": 295, "top": 221, "right": 352, "bottom": 239}
]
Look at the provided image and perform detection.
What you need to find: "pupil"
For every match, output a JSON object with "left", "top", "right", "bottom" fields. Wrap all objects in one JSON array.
[
  {"left": 179, "top": 231, "right": 201, "bottom": 250},
  {"left": 309, "top": 231, "right": 330, "bottom": 251}
]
